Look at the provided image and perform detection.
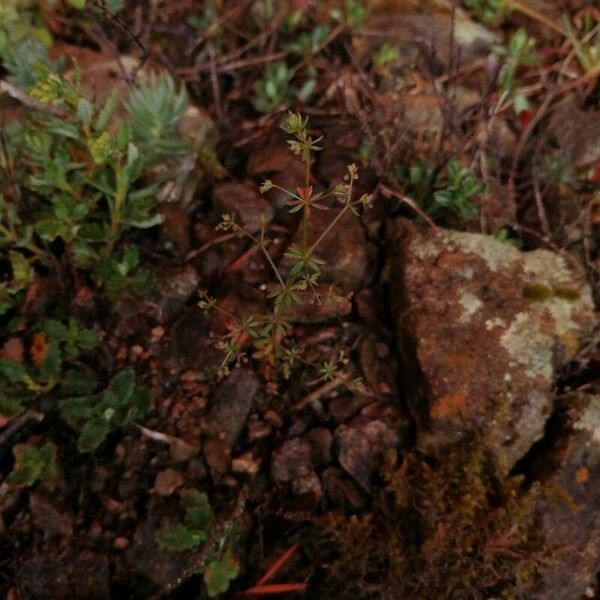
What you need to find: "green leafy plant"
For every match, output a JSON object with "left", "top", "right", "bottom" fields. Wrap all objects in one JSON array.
[
  {"left": 200, "top": 112, "right": 371, "bottom": 377},
  {"left": 463, "top": 0, "right": 506, "bottom": 24},
  {"left": 0, "top": 317, "right": 100, "bottom": 417},
  {"left": 157, "top": 490, "right": 240, "bottom": 597},
  {"left": 60, "top": 368, "right": 149, "bottom": 452},
  {"left": 0, "top": 67, "right": 188, "bottom": 308},
  {"left": 373, "top": 42, "right": 398, "bottom": 69},
  {"left": 252, "top": 62, "right": 294, "bottom": 113},
  {"left": 396, "top": 158, "right": 484, "bottom": 219},
  {"left": 157, "top": 490, "right": 215, "bottom": 550},
  {"left": 0, "top": 1, "right": 52, "bottom": 63},
  {"left": 494, "top": 28, "right": 539, "bottom": 113},
  {"left": 7, "top": 442, "right": 58, "bottom": 488},
  {"left": 330, "top": 0, "right": 370, "bottom": 29}
]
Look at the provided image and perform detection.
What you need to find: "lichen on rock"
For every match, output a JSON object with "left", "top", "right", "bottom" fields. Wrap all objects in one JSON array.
[{"left": 386, "top": 219, "right": 596, "bottom": 472}]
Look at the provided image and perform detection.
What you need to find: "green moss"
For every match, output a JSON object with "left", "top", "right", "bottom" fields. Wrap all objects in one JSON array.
[
  {"left": 553, "top": 287, "right": 581, "bottom": 301},
  {"left": 523, "top": 285, "right": 581, "bottom": 302},
  {"left": 523, "top": 284, "right": 554, "bottom": 301},
  {"left": 304, "top": 440, "right": 551, "bottom": 598}
]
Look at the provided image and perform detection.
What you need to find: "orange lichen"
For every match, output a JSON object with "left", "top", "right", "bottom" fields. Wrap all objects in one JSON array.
[{"left": 430, "top": 391, "right": 468, "bottom": 420}]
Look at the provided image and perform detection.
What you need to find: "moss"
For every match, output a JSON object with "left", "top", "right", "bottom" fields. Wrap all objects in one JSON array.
[
  {"left": 523, "top": 284, "right": 554, "bottom": 302},
  {"left": 553, "top": 287, "right": 581, "bottom": 301},
  {"left": 304, "top": 440, "right": 551, "bottom": 599},
  {"left": 523, "top": 284, "right": 581, "bottom": 302}
]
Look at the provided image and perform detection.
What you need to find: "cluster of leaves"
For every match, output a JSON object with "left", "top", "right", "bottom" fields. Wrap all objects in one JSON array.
[
  {"left": 307, "top": 441, "right": 550, "bottom": 598},
  {"left": 0, "top": 318, "right": 100, "bottom": 417},
  {"left": 396, "top": 158, "right": 484, "bottom": 219},
  {"left": 157, "top": 490, "right": 240, "bottom": 597},
  {"left": 463, "top": 0, "right": 507, "bottom": 24},
  {"left": 1, "top": 67, "right": 188, "bottom": 315},
  {"left": 59, "top": 368, "right": 149, "bottom": 452},
  {"left": 6, "top": 442, "right": 58, "bottom": 488},
  {"left": 252, "top": 2, "right": 370, "bottom": 113},
  {"left": 200, "top": 112, "right": 371, "bottom": 377},
  {"left": 494, "top": 28, "right": 539, "bottom": 113},
  {"left": 0, "top": 1, "right": 52, "bottom": 66},
  {"left": 1, "top": 27, "right": 189, "bottom": 446}
]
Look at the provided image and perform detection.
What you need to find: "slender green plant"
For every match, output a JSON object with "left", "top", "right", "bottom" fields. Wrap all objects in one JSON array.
[{"left": 200, "top": 112, "right": 371, "bottom": 379}]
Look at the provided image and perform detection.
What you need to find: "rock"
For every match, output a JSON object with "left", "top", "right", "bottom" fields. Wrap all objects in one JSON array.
[
  {"left": 18, "top": 551, "right": 110, "bottom": 599},
  {"left": 153, "top": 468, "right": 184, "bottom": 497},
  {"left": 271, "top": 437, "right": 321, "bottom": 502},
  {"left": 530, "top": 394, "right": 600, "bottom": 599},
  {"left": 232, "top": 452, "right": 260, "bottom": 475},
  {"left": 29, "top": 494, "right": 74, "bottom": 537},
  {"left": 387, "top": 219, "right": 596, "bottom": 472},
  {"left": 170, "top": 307, "right": 223, "bottom": 380},
  {"left": 282, "top": 285, "right": 352, "bottom": 323},
  {"left": 152, "top": 264, "right": 200, "bottom": 322},
  {"left": 328, "top": 394, "right": 372, "bottom": 424},
  {"left": 160, "top": 205, "right": 191, "bottom": 257},
  {"left": 284, "top": 206, "right": 370, "bottom": 292},
  {"left": 304, "top": 428, "right": 333, "bottom": 467},
  {"left": 212, "top": 182, "right": 274, "bottom": 232},
  {"left": 548, "top": 100, "right": 600, "bottom": 168},
  {"left": 357, "top": 334, "right": 398, "bottom": 396},
  {"left": 125, "top": 520, "right": 190, "bottom": 587},
  {"left": 322, "top": 467, "right": 366, "bottom": 510},
  {"left": 335, "top": 403, "right": 406, "bottom": 491},
  {"left": 363, "top": 10, "right": 498, "bottom": 69},
  {"left": 271, "top": 438, "right": 312, "bottom": 483},
  {"left": 203, "top": 369, "right": 259, "bottom": 474}
]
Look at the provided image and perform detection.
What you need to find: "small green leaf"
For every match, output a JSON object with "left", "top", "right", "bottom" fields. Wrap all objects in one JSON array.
[
  {"left": 204, "top": 549, "right": 240, "bottom": 597},
  {"left": 182, "top": 490, "right": 214, "bottom": 530},
  {"left": 7, "top": 443, "right": 58, "bottom": 488},
  {"left": 157, "top": 525, "right": 207, "bottom": 551},
  {"left": 60, "top": 396, "right": 96, "bottom": 422},
  {"left": 68, "top": 0, "right": 86, "bottom": 9},
  {"left": 78, "top": 417, "right": 110, "bottom": 452},
  {"left": 76, "top": 98, "right": 93, "bottom": 123},
  {"left": 0, "top": 358, "right": 26, "bottom": 383}
]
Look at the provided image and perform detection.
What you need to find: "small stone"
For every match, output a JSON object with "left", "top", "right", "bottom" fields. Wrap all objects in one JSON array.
[
  {"left": 264, "top": 410, "right": 283, "bottom": 429},
  {"left": 322, "top": 467, "right": 366, "bottom": 510},
  {"left": 187, "top": 458, "right": 207, "bottom": 481},
  {"left": 247, "top": 415, "right": 272, "bottom": 442},
  {"left": 113, "top": 536, "right": 129, "bottom": 550},
  {"left": 271, "top": 438, "right": 312, "bottom": 483},
  {"left": 335, "top": 403, "right": 405, "bottom": 492},
  {"left": 212, "top": 182, "right": 274, "bottom": 232},
  {"left": 150, "top": 326, "right": 165, "bottom": 341},
  {"left": 232, "top": 452, "right": 260, "bottom": 475},
  {"left": 204, "top": 369, "right": 259, "bottom": 474},
  {"left": 304, "top": 428, "right": 333, "bottom": 467},
  {"left": 29, "top": 494, "right": 74, "bottom": 537},
  {"left": 131, "top": 345, "right": 144, "bottom": 357},
  {"left": 169, "top": 438, "right": 199, "bottom": 463},
  {"left": 152, "top": 265, "right": 200, "bottom": 323},
  {"left": 284, "top": 207, "right": 370, "bottom": 292},
  {"left": 154, "top": 469, "right": 184, "bottom": 497}
]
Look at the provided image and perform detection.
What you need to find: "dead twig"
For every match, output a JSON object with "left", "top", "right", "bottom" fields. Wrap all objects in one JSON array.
[
  {"left": 0, "top": 81, "right": 68, "bottom": 119},
  {"left": 380, "top": 185, "right": 440, "bottom": 231}
]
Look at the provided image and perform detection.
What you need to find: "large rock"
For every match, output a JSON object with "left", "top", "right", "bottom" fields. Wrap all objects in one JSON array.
[
  {"left": 387, "top": 219, "right": 596, "bottom": 471},
  {"left": 531, "top": 394, "right": 600, "bottom": 599}
]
